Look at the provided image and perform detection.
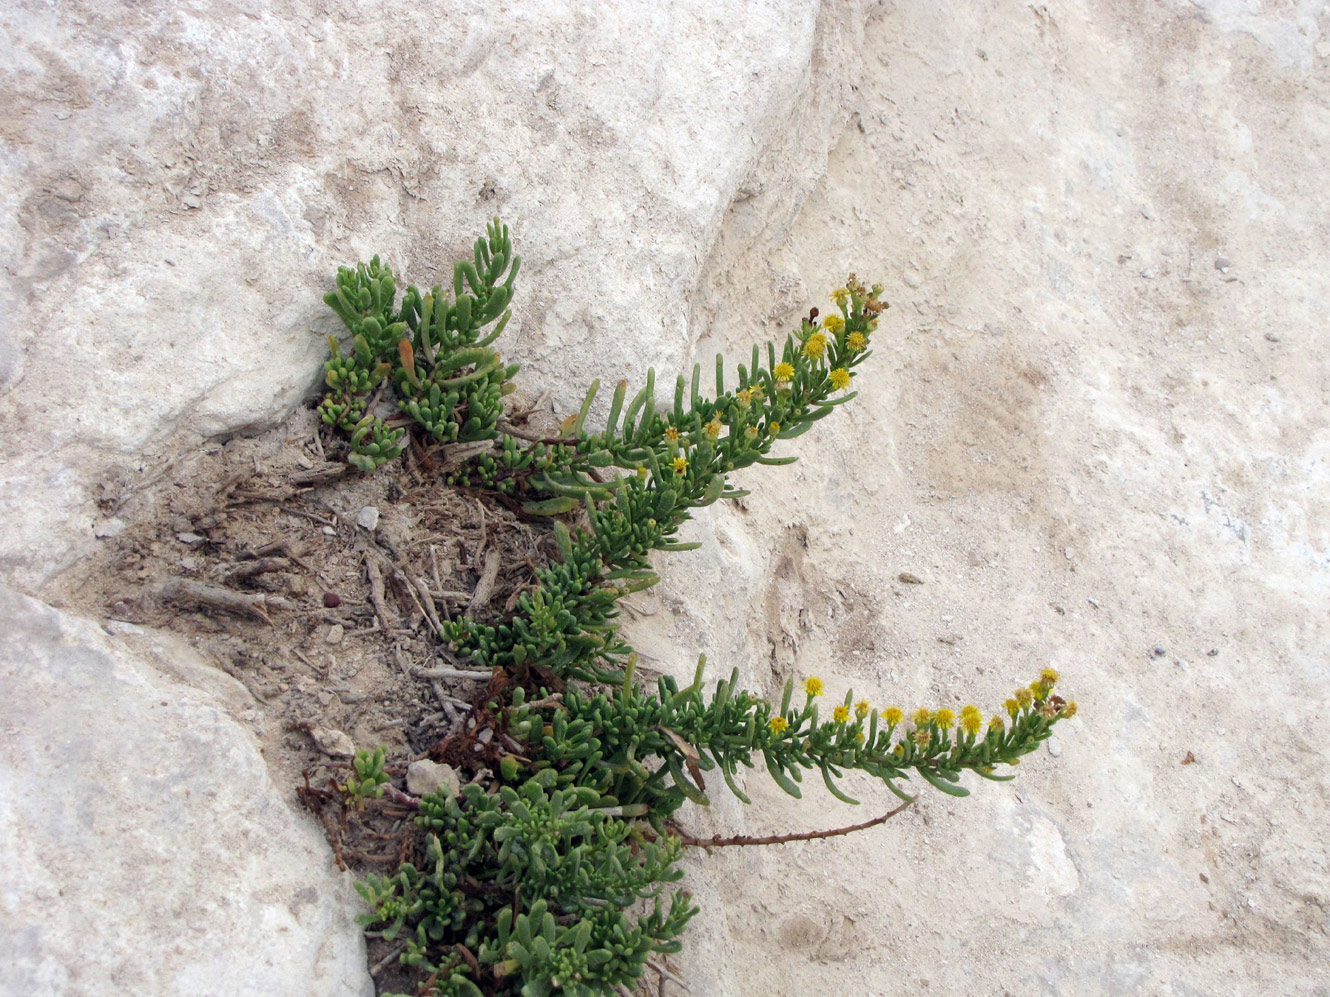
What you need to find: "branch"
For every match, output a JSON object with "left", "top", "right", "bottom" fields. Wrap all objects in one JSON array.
[{"left": 675, "top": 799, "right": 913, "bottom": 849}]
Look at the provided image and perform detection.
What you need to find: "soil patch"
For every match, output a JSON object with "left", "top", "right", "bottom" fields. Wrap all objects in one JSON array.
[{"left": 46, "top": 401, "right": 582, "bottom": 993}]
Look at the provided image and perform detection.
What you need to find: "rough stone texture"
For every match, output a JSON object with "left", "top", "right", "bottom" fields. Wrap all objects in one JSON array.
[
  {"left": 4, "top": 1, "right": 1329, "bottom": 995},
  {"left": 0, "top": 3, "right": 872, "bottom": 993},
  {"left": 0, "top": 586, "right": 371, "bottom": 997},
  {"left": 655, "top": 3, "right": 1330, "bottom": 994},
  {"left": 0, "top": 0, "right": 866, "bottom": 589}
]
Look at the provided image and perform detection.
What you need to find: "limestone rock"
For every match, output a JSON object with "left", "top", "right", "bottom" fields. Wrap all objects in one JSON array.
[
  {"left": 0, "top": 586, "right": 372, "bottom": 997},
  {"left": 0, "top": 0, "right": 862, "bottom": 590},
  {"left": 406, "top": 759, "right": 461, "bottom": 799},
  {"left": 310, "top": 726, "right": 356, "bottom": 759}
]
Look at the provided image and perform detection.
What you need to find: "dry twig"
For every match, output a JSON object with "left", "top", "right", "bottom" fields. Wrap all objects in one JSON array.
[
  {"left": 675, "top": 799, "right": 913, "bottom": 850},
  {"left": 157, "top": 577, "right": 294, "bottom": 624}
]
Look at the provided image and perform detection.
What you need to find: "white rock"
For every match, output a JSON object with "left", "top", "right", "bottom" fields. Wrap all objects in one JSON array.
[
  {"left": 0, "top": 0, "right": 842, "bottom": 590},
  {"left": 0, "top": 586, "right": 371, "bottom": 997},
  {"left": 92, "top": 517, "right": 126, "bottom": 538},
  {"left": 310, "top": 726, "right": 356, "bottom": 759},
  {"left": 406, "top": 760, "right": 461, "bottom": 799},
  {"left": 355, "top": 506, "right": 379, "bottom": 531}
]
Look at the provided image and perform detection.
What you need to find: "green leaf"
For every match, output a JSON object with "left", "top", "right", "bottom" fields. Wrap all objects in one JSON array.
[
  {"left": 522, "top": 496, "right": 582, "bottom": 516},
  {"left": 917, "top": 767, "right": 971, "bottom": 797}
]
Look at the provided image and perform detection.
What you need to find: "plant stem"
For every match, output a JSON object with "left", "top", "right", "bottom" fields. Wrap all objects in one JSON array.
[{"left": 674, "top": 798, "right": 913, "bottom": 849}]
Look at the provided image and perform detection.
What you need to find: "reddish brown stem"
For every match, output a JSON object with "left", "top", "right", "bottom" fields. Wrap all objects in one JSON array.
[{"left": 675, "top": 799, "right": 913, "bottom": 849}]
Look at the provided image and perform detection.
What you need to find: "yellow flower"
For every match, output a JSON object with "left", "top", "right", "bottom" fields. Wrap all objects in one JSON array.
[
  {"left": 1061, "top": 701, "right": 1078, "bottom": 719},
  {"left": 749, "top": 384, "right": 764, "bottom": 402},
  {"left": 664, "top": 426, "right": 680, "bottom": 442},
  {"left": 671, "top": 456, "right": 688, "bottom": 475},
  {"left": 934, "top": 708, "right": 956, "bottom": 729},
  {"left": 803, "top": 676, "right": 825, "bottom": 697},
  {"left": 735, "top": 388, "right": 752, "bottom": 407},
  {"left": 774, "top": 362, "right": 795, "bottom": 382},
  {"left": 823, "top": 314, "right": 845, "bottom": 334},
  {"left": 1004, "top": 698, "right": 1019, "bottom": 717},
  {"left": 768, "top": 715, "right": 789, "bottom": 734},
  {"left": 960, "top": 704, "right": 982, "bottom": 721},
  {"left": 704, "top": 418, "right": 722, "bottom": 440},
  {"left": 854, "top": 700, "right": 870, "bottom": 719},
  {"left": 829, "top": 367, "right": 851, "bottom": 391},
  {"left": 802, "top": 332, "right": 828, "bottom": 360},
  {"left": 831, "top": 287, "right": 850, "bottom": 306},
  {"left": 847, "top": 331, "right": 867, "bottom": 352},
  {"left": 855, "top": 730, "right": 865, "bottom": 744},
  {"left": 833, "top": 704, "right": 850, "bottom": 723},
  {"left": 637, "top": 466, "right": 649, "bottom": 480},
  {"left": 961, "top": 711, "right": 983, "bottom": 736},
  {"left": 745, "top": 426, "right": 759, "bottom": 440},
  {"left": 912, "top": 707, "right": 932, "bottom": 727},
  {"left": 1040, "top": 668, "right": 1060, "bottom": 687},
  {"left": 988, "top": 714, "right": 1005, "bottom": 732},
  {"left": 1015, "top": 688, "right": 1033, "bottom": 708},
  {"left": 768, "top": 421, "right": 780, "bottom": 434},
  {"left": 893, "top": 743, "right": 905, "bottom": 758},
  {"left": 914, "top": 729, "right": 933, "bottom": 749},
  {"left": 883, "top": 706, "right": 904, "bottom": 726}
]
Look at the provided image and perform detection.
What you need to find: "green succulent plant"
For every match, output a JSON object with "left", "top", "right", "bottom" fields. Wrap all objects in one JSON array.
[{"left": 321, "top": 221, "right": 1076, "bottom": 997}]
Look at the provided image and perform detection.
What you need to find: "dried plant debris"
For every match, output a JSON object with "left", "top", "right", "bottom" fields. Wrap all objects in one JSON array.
[{"left": 52, "top": 404, "right": 563, "bottom": 808}]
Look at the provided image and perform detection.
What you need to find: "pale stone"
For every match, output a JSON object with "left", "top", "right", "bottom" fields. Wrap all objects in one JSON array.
[
  {"left": 0, "top": 586, "right": 371, "bottom": 997},
  {"left": 0, "top": 0, "right": 848, "bottom": 590},
  {"left": 406, "top": 760, "right": 461, "bottom": 799},
  {"left": 310, "top": 726, "right": 356, "bottom": 759}
]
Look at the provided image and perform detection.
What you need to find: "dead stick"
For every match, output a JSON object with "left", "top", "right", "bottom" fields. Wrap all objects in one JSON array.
[
  {"left": 675, "top": 799, "right": 914, "bottom": 849},
  {"left": 473, "top": 499, "right": 487, "bottom": 565},
  {"left": 157, "top": 578, "right": 294, "bottom": 624},
  {"left": 467, "top": 549, "right": 501, "bottom": 616},
  {"left": 413, "top": 575, "right": 446, "bottom": 633},
  {"left": 229, "top": 556, "right": 289, "bottom": 580},
  {"left": 648, "top": 959, "right": 689, "bottom": 992},
  {"left": 366, "top": 557, "right": 391, "bottom": 633},
  {"left": 411, "top": 665, "right": 494, "bottom": 681},
  {"left": 368, "top": 940, "right": 407, "bottom": 977}
]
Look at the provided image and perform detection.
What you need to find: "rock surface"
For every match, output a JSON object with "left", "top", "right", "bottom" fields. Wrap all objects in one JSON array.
[
  {"left": 0, "top": 586, "right": 371, "bottom": 997},
  {"left": 3, "top": 1, "right": 1329, "bottom": 995},
  {"left": 0, "top": 0, "right": 862, "bottom": 590}
]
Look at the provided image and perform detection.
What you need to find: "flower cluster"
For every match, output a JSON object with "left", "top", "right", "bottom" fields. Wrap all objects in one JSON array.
[{"left": 748, "top": 669, "right": 1077, "bottom": 801}]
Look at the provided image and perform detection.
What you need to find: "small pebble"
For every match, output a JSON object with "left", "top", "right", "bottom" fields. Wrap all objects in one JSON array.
[
  {"left": 1207, "top": 648, "right": 1219, "bottom": 657},
  {"left": 323, "top": 592, "right": 342, "bottom": 608},
  {"left": 93, "top": 518, "right": 127, "bottom": 538},
  {"left": 176, "top": 532, "right": 206, "bottom": 544},
  {"left": 309, "top": 726, "right": 355, "bottom": 759},
  {"left": 1153, "top": 647, "right": 1166, "bottom": 657},
  {"left": 407, "top": 760, "right": 460, "bottom": 798},
  {"left": 898, "top": 572, "right": 925, "bottom": 584},
  {"left": 902, "top": 271, "right": 922, "bottom": 289},
  {"left": 322, "top": 525, "right": 336, "bottom": 536},
  {"left": 1046, "top": 736, "right": 1062, "bottom": 758},
  {"left": 1264, "top": 332, "right": 1281, "bottom": 343},
  {"left": 325, "top": 623, "right": 344, "bottom": 645},
  {"left": 1214, "top": 256, "right": 1231, "bottom": 272},
  {"left": 356, "top": 506, "right": 380, "bottom": 530}
]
